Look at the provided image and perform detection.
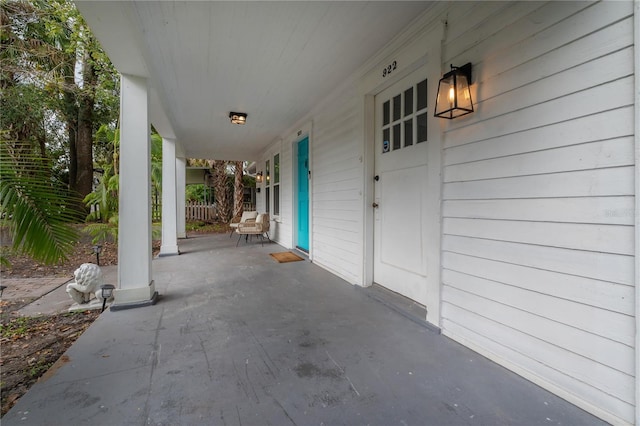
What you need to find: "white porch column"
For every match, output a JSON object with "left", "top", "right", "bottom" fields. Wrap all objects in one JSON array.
[
  {"left": 176, "top": 157, "right": 187, "bottom": 238},
  {"left": 159, "top": 138, "right": 179, "bottom": 256},
  {"left": 113, "top": 74, "right": 158, "bottom": 310}
]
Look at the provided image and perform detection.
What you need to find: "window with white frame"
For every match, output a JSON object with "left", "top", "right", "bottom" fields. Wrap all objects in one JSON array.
[
  {"left": 265, "top": 159, "right": 270, "bottom": 214},
  {"left": 273, "top": 153, "right": 280, "bottom": 217}
]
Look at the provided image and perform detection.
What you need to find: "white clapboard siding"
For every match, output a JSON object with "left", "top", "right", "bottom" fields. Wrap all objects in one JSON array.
[
  {"left": 442, "top": 196, "right": 635, "bottom": 225},
  {"left": 444, "top": 235, "right": 633, "bottom": 286},
  {"left": 443, "top": 269, "right": 634, "bottom": 348},
  {"left": 442, "top": 287, "right": 634, "bottom": 388},
  {"left": 478, "top": 16, "right": 634, "bottom": 103},
  {"left": 463, "top": 2, "right": 633, "bottom": 85},
  {"left": 445, "top": 76, "right": 634, "bottom": 148},
  {"left": 310, "top": 82, "right": 363, "bottom": 285},
  {"left": 439, "top": 2, "right": 635, "bottom": 423},
  {"left": 444, "top": 166, "right": 634, "bottom": 200},
  {"left": 442, "top": 317, "right": 635, "bottom": 422},
  {"left": 445, "top": 137, "right": 634, "bottom": 182},
  {"left": 444, "top": 106, "right": 634, "bottom": 165},
  {"left": 476, "top": 48, "right": 634, "bottom": 122},
  {"left": 442, "top": 252, "right": 634, "bottom": 316},
  {"left": 278, "top": 140, "right": 293, "bottom": 246},
  {"left": 443, "top": 218, "right": 634, "bottom": 255},
  {"left": 444, "top": 1, "right": 545, "bottom": 48},
  {"left": 446, "top": 2, "right": 591, "bottom": 65}
]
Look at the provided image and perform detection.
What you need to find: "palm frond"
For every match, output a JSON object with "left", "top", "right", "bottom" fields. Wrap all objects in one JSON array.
[{"left": 0, "top": 142, "right": 82, "bottom": 264}]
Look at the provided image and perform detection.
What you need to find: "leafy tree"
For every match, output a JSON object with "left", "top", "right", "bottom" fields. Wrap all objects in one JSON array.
[
  {"left": 1, "top": 0, "right": 119, "bottom": 212},
  {"left": 83, "top": 128, "right": 163, "bottom": 243}
]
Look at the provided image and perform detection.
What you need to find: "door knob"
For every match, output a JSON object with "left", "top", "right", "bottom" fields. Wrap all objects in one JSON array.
[{"left": 372, "top": 202, "right": 379, "bottom": 208}]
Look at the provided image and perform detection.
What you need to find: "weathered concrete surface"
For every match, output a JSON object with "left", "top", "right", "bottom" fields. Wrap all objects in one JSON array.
[{"left": 3, "top": 234, "right": 606, "bottom": 426}]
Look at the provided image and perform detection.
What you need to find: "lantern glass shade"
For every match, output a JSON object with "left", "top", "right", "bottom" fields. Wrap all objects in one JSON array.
[
  {"left": 434, "top": 63, "right": 473, "bottom": 119},
  {"left": 101, "top": 284, "right": 115, "bottom": 300},
  {"left": 256, "top": 172, "right": 263, "bottom": 183}
]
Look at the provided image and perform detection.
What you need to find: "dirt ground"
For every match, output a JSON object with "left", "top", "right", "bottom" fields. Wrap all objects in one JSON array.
[
  {"left": 0, "top": 221, "right": 227, "bottom": 416},
  {"left": 0, "top": 225, "right": 121, "bottom": 416}
]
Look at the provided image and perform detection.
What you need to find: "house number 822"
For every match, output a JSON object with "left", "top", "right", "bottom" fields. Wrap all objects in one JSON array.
[{"left": 382, "top": 61, "right": 397, "bottom": 78}]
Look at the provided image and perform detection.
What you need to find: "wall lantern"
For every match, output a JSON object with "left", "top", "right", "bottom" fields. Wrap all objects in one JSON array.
[
  {"left": 100, "top": 284, "right": 115, "bottom": 312},
  {"left": 256, "top": 171, "right": 263, "bottom": 183},
  {"left": 434, "top": 63, "right": 474, "bottom": 119},
  {"left": 229, "top": 112, "right": 247, "bottom": 125}
]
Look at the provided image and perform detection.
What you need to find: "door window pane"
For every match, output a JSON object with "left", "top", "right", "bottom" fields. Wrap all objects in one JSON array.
[
  {"left": 274, "top": 154, "right": 280, "bottom": 184},
  {"left": 404, "top": 88, "right": 413, "bottom": 116},
  {"left": 383, "top": 101, "right": 390, "bottom": 126},
  {"left": 393, "top": 95, "right": 401, "bottom": 121},
  {"left": 393, "top": 123, "right": 401, "bottom": 150},
  {"left": 417, "top": 79, "right": 427, "bottom": 111},
  {"left": 404, "top": 119, "right": 413, "bottom": 147}
]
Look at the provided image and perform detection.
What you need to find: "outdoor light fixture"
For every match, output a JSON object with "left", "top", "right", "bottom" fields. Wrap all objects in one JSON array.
[
  {"left": 92, "top": 244, "right": 102, "bottom": 266},
  {"left": 100, "top": 284, "right": 115, "bottom": 312},
  {"left": 229, "top": 112, "right": 247, "bottom": 125},
  {"left": 434, "top": 63, "right": 474, "bottom": 119},
  {"left": 256, "top": 171, "right": 263, "bottom": 183}
]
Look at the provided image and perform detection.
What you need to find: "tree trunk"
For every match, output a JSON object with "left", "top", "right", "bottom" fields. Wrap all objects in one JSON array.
[
  {"left": 63, "top": 78, "right": 78, "bottom": 194},
  {"left": 233, "top": 161, "right": 244, "bottom": 218},
  {"left": 213, "top": 160, "right": 231, "bottom": 223},
  {"left": 75, "top": 50, "right": 97, "bottom": 208}
]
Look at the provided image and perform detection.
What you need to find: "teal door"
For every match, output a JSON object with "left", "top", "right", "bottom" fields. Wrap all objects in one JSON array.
[{"left": 297, "top": 138, "right": 309, "bottom": 251}]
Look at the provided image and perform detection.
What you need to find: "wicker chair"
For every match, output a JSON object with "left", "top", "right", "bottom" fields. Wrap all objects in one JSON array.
[
  {"left": 229, "top": 211, "right": 258, "bottom": 237},
  {"left": 236, "top": 213, "right": 271, "bottom": 246}
]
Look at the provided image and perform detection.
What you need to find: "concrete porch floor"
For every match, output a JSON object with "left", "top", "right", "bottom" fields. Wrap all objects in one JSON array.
[{"left": 4, "top": 233, "right": 605, "bottom": 425}]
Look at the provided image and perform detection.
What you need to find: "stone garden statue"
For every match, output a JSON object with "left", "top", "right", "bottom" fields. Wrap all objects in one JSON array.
[{"left": 66, "top": 263, "right": 109, "bottom": 305}]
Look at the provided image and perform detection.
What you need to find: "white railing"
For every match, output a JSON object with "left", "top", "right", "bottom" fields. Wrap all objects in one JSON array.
[{"left": 186, "top": 201, "right": 217, "bottom": 222}]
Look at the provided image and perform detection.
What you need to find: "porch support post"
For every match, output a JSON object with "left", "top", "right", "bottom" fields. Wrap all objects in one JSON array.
[
  {"left": 176, "top": 157, "right": 187, "bottom": 238},
  {"left": 633, "top": 2, "right": 640, "bottom": 424},
  {"left": 113, "top": 74, "right": 158, "bottom": 310},
  {"left": 159, "top": 137, "right": 179, "bottom": 256}
]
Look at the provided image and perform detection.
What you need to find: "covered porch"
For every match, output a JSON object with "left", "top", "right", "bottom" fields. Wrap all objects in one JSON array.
[
  {"left": 3, "top": 233, "right": 603, "bottom": 425},
  {"left": 66, "top": 1, "right": 639, "bottom": 423}
]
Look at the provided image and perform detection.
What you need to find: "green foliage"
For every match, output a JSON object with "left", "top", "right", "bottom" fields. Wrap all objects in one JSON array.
[
  {"left": 0, "top": 142, "right": 82, "bottom": 265},
  {"left": 150, "top": 132, "right": 162, "bottom": 192},
  {"left": 83, "top": 215, "right": 118, "bottom": 244},
  {"left": 0, "top": 316, "right": 33, "bottom": 339},
  {"left": 186, "top": 184, "right": 206, "bottom": 202},
  {"left": 83, "top": 216, "right": 162, "bottom": 244},
  {"left": 83, "top": 168, "right": 118, "bottom": 222}
]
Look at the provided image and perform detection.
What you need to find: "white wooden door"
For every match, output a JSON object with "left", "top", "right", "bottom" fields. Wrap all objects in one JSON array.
[{"left": 374, "top": 65, "right": 431, "bottom": 305}]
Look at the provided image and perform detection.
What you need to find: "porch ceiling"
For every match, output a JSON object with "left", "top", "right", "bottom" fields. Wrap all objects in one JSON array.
[{"left": 74, "top": 1, "right": 433, "bottom": 161}]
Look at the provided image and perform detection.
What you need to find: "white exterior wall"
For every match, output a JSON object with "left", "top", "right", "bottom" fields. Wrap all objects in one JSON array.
[
  {"left": 261, "top": 1, "right": 636, "bottom": 423},
  {"left": 438, "top": 2, "right": 636, "bottom": 424},
  {"left": 261, "top": 83, "right": 363, "bottom": 285},
  {"left": 310, "top": 88, "right": 363, "bottom": 284}
]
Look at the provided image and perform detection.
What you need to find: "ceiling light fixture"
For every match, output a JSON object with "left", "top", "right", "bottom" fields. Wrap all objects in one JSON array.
[{"left": 229, "top": 112, "right": 247, "bottom": 125}]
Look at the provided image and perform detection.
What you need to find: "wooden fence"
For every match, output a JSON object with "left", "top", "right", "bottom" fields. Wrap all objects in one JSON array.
[{"left": 186, "top": 201, "right": 217, "bottom": 222}]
